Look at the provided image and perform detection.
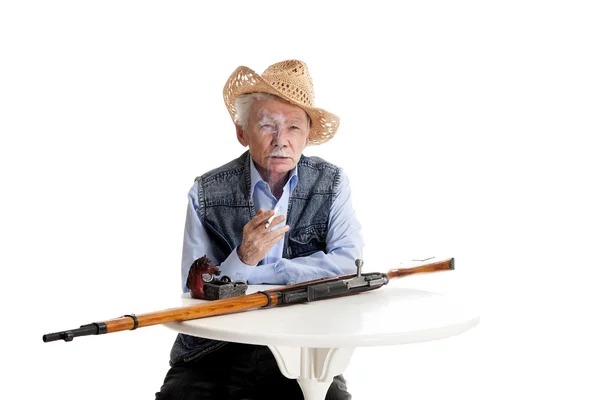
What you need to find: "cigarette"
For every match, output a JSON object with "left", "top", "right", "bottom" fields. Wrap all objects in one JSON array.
[{"left": 264, "top": 205, "right": 280, "bottom": 230}]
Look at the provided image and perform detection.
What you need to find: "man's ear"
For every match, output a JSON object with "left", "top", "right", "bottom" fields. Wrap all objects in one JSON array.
[{"left": 236, "top": 124, "right": 248, "bottom": 147}]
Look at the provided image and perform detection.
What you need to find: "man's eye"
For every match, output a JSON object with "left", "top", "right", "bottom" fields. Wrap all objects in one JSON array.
[{"left": 260, "top": 124, "right": 275, "bottom": 130}]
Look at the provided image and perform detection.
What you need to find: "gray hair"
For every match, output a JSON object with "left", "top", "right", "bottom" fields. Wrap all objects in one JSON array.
[{"left": 234, "top": 93, "right": 311, "bottom": 131}]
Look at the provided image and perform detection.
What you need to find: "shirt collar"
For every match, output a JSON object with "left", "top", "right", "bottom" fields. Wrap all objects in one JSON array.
[{"left": 249, "top": 156, "right": 299, "bottom": 201}]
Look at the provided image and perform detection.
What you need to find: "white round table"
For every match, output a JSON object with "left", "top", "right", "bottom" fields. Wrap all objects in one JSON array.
[{"left": 164, "top": 284, "right": 479, "bottom": 400}]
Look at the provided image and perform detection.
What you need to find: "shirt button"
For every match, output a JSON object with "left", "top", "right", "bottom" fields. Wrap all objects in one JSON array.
[{"left": 235, "top": 273, "right": 243, "bottom": 280}]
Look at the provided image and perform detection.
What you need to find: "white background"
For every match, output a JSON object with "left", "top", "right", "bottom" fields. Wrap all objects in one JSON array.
[{"left": 1, "top": 1, "right": 599, "bottom": 399}]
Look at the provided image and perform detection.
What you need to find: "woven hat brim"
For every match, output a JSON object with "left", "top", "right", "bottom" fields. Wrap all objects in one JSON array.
[{"left": 223, "top": 66, "right": 340, "bottom": 145}]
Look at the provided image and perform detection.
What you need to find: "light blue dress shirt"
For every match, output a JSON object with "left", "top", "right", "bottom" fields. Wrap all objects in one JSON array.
[{"left": 181, "top": 157, "right": 363, "bottom": 291}]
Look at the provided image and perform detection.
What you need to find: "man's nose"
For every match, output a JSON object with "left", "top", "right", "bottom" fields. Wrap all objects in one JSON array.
[{"left": 271, "top": 130, "right": 287, "bottom": 146}]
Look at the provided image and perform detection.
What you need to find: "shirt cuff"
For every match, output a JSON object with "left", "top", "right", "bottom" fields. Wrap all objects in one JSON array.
[
  {"left": 220, "top": 246, "right": 280, "bottom": 284},
  {"left": 219, "top": 246, "right": 255, "bottom": 282}
]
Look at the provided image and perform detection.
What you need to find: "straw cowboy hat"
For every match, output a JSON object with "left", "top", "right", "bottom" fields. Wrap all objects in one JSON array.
[{"left": 223, "top": 60, "right": 340, "bottom": 145}]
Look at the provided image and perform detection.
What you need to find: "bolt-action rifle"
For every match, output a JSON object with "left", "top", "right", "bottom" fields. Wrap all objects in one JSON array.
[{"left": 43, "top": 257, "right": 454, "bottom": 343}]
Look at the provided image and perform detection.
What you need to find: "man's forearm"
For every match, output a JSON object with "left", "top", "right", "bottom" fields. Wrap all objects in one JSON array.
[{"left": 249, "top": 247, "right": 360, "bottom": 285}]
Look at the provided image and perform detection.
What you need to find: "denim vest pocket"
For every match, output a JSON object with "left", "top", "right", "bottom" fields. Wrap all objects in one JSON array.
[{"left": 288, "top": 224, "right": 327, "bottom": 258}]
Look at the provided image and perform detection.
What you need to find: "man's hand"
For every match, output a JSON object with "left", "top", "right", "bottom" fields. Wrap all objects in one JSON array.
[{"left": 237, "top": 208, "right": 289, "bottom": 265}]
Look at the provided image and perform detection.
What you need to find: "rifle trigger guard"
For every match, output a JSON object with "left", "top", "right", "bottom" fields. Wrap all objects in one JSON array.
[{"left": 122, "top": 314, "right": 139, "bottom": 330}]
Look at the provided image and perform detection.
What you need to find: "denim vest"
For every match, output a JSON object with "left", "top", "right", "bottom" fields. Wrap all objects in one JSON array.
[{"left": 170, "top": 151, "right": 342, "bottom": 365}]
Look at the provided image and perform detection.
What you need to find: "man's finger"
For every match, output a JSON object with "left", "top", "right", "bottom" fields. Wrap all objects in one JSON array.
[
  {"left": 251, "top": 209, "right": 275, "bottom": 229},
  {"left": 263, "top": 215, "right": 286, "bottom": 231},
  {"left": 266, "top": 231, "right": 288, "bottom": 246},
  {"left": 266, "top": 225, "right": 290, "bottom": 243}
]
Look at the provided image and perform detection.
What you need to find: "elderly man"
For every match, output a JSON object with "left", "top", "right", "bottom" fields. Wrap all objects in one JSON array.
[{"left": 156, "top": 60, "right": 363, "bottom": 400}]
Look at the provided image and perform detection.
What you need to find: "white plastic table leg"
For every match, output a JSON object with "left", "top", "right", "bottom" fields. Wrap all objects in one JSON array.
[{"left": 268, "top": 346, "right": 355, "bottom": 400}]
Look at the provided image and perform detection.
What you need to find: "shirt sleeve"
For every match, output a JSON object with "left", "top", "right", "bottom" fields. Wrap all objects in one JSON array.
[{"left": 181, "top": 183, "right": 217, "bottom": 292}]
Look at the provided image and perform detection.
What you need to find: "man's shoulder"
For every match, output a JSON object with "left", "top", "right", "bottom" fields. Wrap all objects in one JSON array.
[
  {"left": 297, "top": 155, "right": 344, "bottom": 194},
  {"left": 195, "top": 152, "right": 249, "bottom": 184},
  {"left": 298, "top": 154, "right": 341, "bottom": 172}
]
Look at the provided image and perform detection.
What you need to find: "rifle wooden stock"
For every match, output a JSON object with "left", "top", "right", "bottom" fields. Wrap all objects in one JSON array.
[
  {"left": 387, "top": 257, "right": 455, "bottom": 279},
  {"left": 43, "top": 257, "right": 454, "bottom": 342}
]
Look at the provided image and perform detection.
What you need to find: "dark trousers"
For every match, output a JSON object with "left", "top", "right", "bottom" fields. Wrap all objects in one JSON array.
[{"left": 156, "top": 342, "right": 351, "bottom": 400}]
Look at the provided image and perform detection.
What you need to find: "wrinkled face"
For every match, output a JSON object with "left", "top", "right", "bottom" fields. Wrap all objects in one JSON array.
[{"left": 237, "top": 97, "right": 310, "bottom": 177}]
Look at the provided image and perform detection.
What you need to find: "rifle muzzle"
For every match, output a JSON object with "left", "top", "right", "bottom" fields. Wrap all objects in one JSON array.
[{"left": 43, "top": 322, "right": 107, "bottom": 342}]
